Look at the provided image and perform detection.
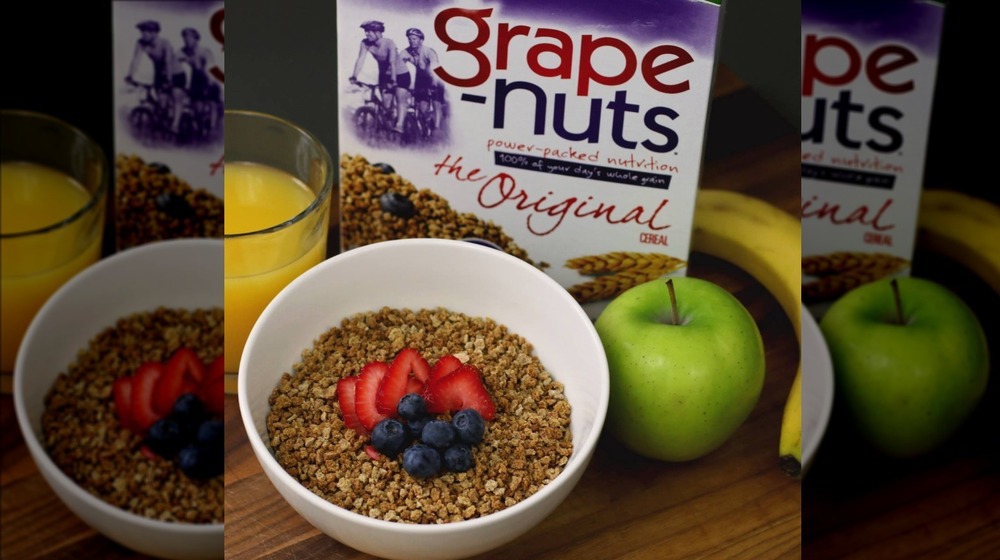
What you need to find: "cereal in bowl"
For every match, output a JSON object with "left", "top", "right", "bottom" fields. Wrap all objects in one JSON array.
[
  {"left": 42, "top": 306, "right": 224, "bottom": 523},
  {"left": 266, "top": 306, "right": 573, "bottom": 524}
]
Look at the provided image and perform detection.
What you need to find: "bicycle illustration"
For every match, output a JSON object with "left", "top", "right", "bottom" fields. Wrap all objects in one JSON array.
[
  {"left": 126, "top": 80, "right": 179, "bottom": 145},
  {"left": 125, "top": 80, "right": 222, "bottom": 147},
  {"left": 351, "top": 80, "right": 436, "bottom": 148}
]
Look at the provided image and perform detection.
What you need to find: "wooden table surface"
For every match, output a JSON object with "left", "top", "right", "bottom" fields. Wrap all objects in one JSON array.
[{"left": 1, "top": 65, "right": 803, "bottom": 559}]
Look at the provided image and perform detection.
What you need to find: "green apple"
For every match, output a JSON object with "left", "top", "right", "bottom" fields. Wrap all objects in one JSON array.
[
  {"left": 820, "top": 277, "right": 989, "bottom": 458},
  {"left": 595, "top": 277, "right": 766, "bottom": 461}
]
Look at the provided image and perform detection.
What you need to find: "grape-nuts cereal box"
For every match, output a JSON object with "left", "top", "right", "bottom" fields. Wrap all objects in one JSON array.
[
  {"left": 112, "top": 1, "right": 224, "bottom": 251},
  {"left": 337, "top": 0, "right": 724, "bottom": 319},
  {"left": 801, "top": 0, "right": 945, "bottom": 317}
]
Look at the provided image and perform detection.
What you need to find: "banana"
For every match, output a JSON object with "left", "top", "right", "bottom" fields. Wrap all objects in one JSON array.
[
  {"left": 691, "top": 189, "right": 803, "bottom": 477},
  {"left": 917, "top": 189, "right": 1000, "bottom": 294}
]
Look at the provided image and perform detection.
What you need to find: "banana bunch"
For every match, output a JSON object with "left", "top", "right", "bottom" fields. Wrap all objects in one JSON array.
[
  {"left": 917, "top": 189, "right": 1000, "bottom": 294},
  {"left": 691, "top": 189, "right": 803, "bottom": 477}
]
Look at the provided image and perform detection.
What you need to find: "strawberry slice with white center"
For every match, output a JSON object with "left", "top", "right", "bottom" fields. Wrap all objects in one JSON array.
[
  {"left": 132, "top": 361, "right": 165, "bottom": 433},
  {"left": 355, "top": 361, "right": 390, "bottom": 432},
  {"left": 113, "top": 376, "right": 135, "bottom": 432},
  {"left": 377, "top": 348, "right": 430, "bottom": 415},
  {"left": 153, "top": 347, "right": 205, "bottom": 416},
  {"left": 428, "top": 354, "right": 464, "bottom": 383},
  {"left": 424, "top": 364, "right": 496, "bottom": 421},
  {"left": 336, "top": 375, "right": 367, "bottom": 436}
]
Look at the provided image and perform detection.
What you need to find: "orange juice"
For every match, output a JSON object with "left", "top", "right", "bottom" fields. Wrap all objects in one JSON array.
[
  {"left": 1, "top": 162, "right": 103, "bottom": 371},
  {"left": 224, "top": 162, "right": 328, "bottom": 372}
]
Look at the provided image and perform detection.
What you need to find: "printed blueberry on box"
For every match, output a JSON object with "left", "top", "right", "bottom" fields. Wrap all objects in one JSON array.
[
  {"left": 112, "top": 0, "right": 225, "bottom": 251},
  {"left": 337, "top": 0, "right": 724, "bottom": 319},
  {"left": 801, "top": 0, "right": 945, "bottom": 317}
]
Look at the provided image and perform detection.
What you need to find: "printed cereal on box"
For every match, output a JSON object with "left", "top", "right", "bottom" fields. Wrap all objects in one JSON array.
[{"left": 337, "top": 0, "right": 724, "bottom": 319}]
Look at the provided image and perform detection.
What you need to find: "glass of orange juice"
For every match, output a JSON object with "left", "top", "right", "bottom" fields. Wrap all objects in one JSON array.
[
  {"left": 224, "top": 110, "right": 334, "bottom": 373},
  {"left": 1, "top": 110, "right": 108, "bottom": 374}
]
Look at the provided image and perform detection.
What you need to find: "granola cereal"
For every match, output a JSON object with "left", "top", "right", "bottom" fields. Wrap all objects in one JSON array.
[
  {"left": 266, "top": 307, "right": 573, "bottom": 524},
  {"left": 42, "top": 307, "right": 224, "bottom": 524},
  {"left": 339, "top": 154, "right": 542, "bottom": 268},
  {"left": 115, "top": 154, "right": 224, "bottom": 250}
]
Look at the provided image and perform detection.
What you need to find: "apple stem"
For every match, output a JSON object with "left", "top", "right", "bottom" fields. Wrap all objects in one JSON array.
[
  {"left": 890, "top": 278, "right": 905, "bottom": 325},
  {"left": 666, "top": 279, "right": 680, "bottom": 326}
]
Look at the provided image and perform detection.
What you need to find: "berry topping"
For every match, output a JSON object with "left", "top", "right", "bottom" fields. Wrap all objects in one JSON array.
[
  {"left": 424, "top": 364, "right": 496, "bottom": 421},
  {"left": 333, "top": 349, "right": 497, "bottom": 479},
  {"left": 421, "top": 419, "right": 456, "bottom": 449},
  {"left": 145, "top": 417, "right": 184, "bottom": 458},
  {"left": 397, "top": 393, "right": 428, "bottom": 421},
  {"left": 113, "top": 376, "right": 135, "bottom": 433},
  {"left": 428, "top": 354, "right": 463, "bottom": 383},
  {"left": 370, "top": 418, "right": 409, "bottom": 458},
  {"left": 111, "top": 348, "right": 223, "bottom": 480},
  {"left": 198, "top": 375, "right": 225, "bottom": 417},
  {"left": 131, "top": 361, "right": 164, "bottom": 432},
  {"left": 443, "top": 444, "right": 475, "bottom": 473},
  {"left": 355, "top": 361, "right": 390, "bottom": 432},
  {"left": 378, "top": 191, "right": 416, "bottom": 219},
  {"left": 377, "top": 348, "right": 430, "bottom": 415},
  {"left": 452, "top": 409, "right": 486, "bottom": 445},
  {"left": 154, "top": 347, "right": 205, "bottom": 416},
  {"left": 196, "top": 418, "right": 224, "bottom": 446},
  {"left": 402, "top": 444, "right": 441, "bottom": 479},
  {"left": 178, "top": 443, "right": 223, "bottom": 480},
  {"left": 172, "top": 392, "right": 207, "bottom": 425},
  {"left": 336, "top": 376, "right": 367, "bottom": 435},
  {"left": 148, "top": 162, "right": 172, "bottom": 174}
]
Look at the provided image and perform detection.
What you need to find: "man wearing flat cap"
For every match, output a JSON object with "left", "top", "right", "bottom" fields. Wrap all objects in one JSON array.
[{"left": 126, "top": 19, "right": 186, "bottom": 133}]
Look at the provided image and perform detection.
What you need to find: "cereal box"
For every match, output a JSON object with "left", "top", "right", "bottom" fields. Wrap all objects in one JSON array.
[
  {"left": 336, "top": 0, "right": 724, "bottom": 319},
  {"left": 112, "top": 1, "right": 224, "bottom": 251},
  {"left": 801, "top": 0, "right": 945, "bottom": 317}
]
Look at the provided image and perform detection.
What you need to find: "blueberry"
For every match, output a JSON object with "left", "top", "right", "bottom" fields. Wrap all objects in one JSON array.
[
  {"left": 172, "top": 392, "right": 206, "bottom": 423},
  {"left": 196, "top": 418, "right": 224, "bottom": 446},
  {"left": 178, "top": 444, "right": 223, "bottom": 480},
  {"left": 145, "top": 418, "right": 183, "bottom": 458},
  {"left": 443, "top": 444, "right": 474, "bottom": 473},
  {"left": 451, "top": 409, "right": 486, "bottom": 445},
  {"left": 372, "top": 162, "right": 395, "bottom": 174},
  {"left": 421, "top": 419, "right": 456, "bottom": 449},
  {"left": 148, "top": 162, "right": 172, "bottom": 174},
  {"left": 155, "top": 191, "right": 193, "bottom": 217},
  {"left": 397, "top": 393, "right": 427, "bottom": 421},
  {"left": 378, "top": 191, "right": 416, "bottom": 219},
  {"left": 402, "top": 444, "right": 441, "bottom": 479},
  {"left": 371, "top": 418, "right": 409, "bottom": 458},
  {"left": 406, "top": 416, "right": 429, "bottom": 440}
]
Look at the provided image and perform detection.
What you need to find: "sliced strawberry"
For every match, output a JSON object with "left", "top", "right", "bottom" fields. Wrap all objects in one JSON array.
[
  {"left": 405, "top": 376, "right": 425, "bottom": 396},
  {"left": 198, "top": 375, "right": 226, "bottom": 417},
  {"left": 139, "top": 444, "right": 161, "bottom": 461},
  {"left": 207, "top": 355, "right": 225, "bottom": 381},
  {"left": 154, "top": 348, "right": 207, "bottom": 416},
  {"left": 355, "top": 361, "right": 390, "bottom": 432},
  {"left": 424, "top": 364, "right": 496, "bottom": 421},
  {"left": 377, "top": 348, "right": 430, "bottom": 415},
  {"left": 336, "top": 376, "right": 367, "bottom": 435},
  {"left": 429, "top": 354, "right": 463, "bottom": 382},
  {"left": 113, "top": 376, "right": 135, "bottom": 432},
  {"left": 364, "top": 444, "right": 382, "bottom": 461},
  {"left": 132, "top": 361, "right": 164, "bottom": 433}
]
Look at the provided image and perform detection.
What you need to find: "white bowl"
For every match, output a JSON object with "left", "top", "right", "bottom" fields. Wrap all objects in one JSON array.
[
  {"left": 801, "top": 307, "right": 834, "bottom": 477},
  {"left": 13, "top": 239, "right": 224, "bottom": 560},
  {"left": 239, "top": 238, "right": 609, "bottom": 560}
]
